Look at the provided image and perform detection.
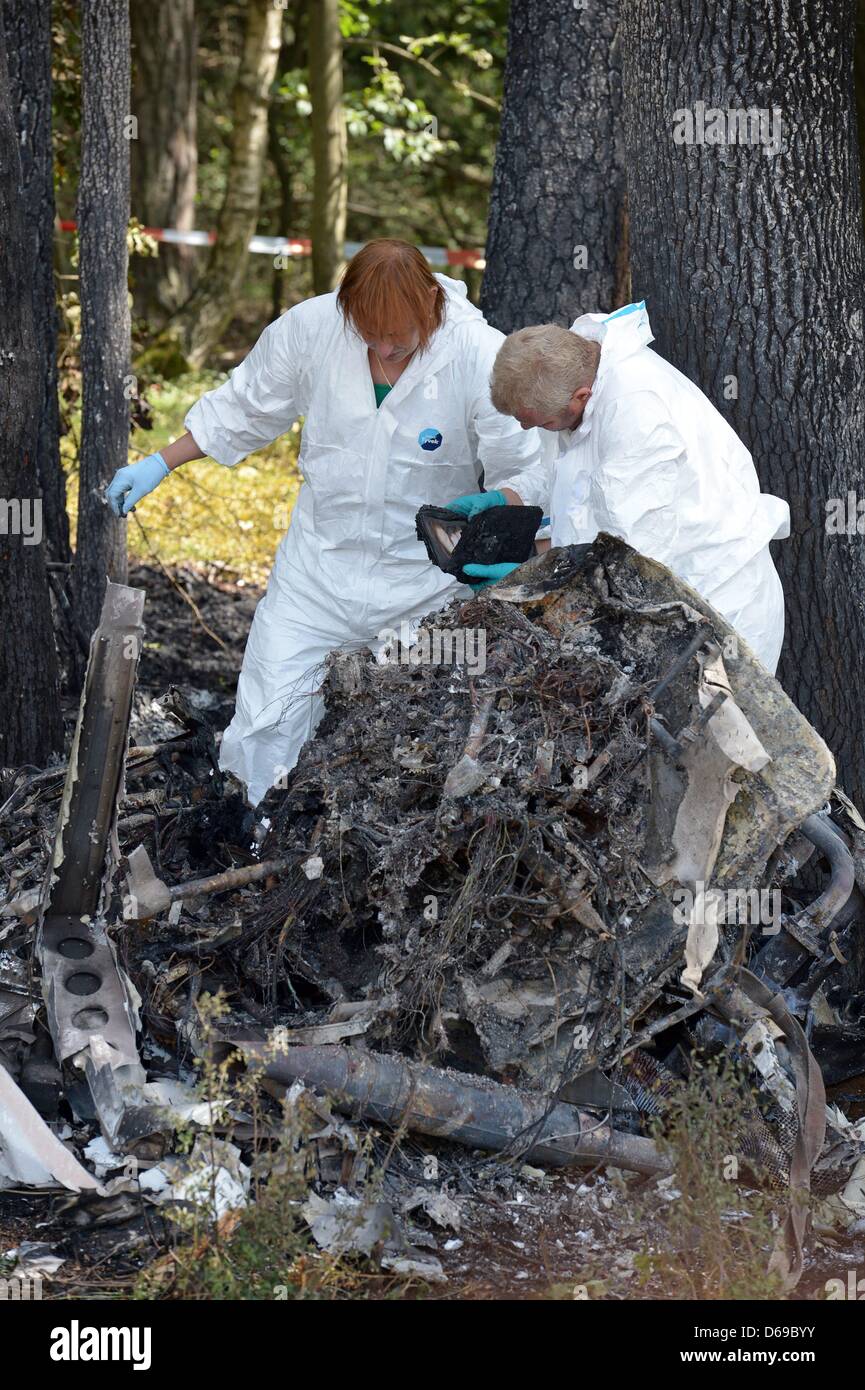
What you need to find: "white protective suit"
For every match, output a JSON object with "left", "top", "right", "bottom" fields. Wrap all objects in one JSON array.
[
  {"left": 550, "top": 302, "right": 790, "bottom": 672},
  {"left": 185, "top": 276, "right": 552, "bottom": 805}
]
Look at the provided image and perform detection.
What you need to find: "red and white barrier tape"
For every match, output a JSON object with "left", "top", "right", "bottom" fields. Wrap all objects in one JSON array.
[{"left": 57, "top": 220, "right": 486, "bottom": 270}]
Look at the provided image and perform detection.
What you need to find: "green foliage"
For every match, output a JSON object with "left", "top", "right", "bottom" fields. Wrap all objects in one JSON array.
[
  {"left": 132, "top": 992, "right": 321, "bottom": 1302},
  {"left": 51, "top": 0, "right": 510, "bottom": 351},
  {"left": 638, "top": 1055, "right": 788, "bottom": 1301},
  {"left": 133, "top": 332, "right": 191, "bottom": 382},
  {"left": 541, "top": 1056, "right": 791, "bottom": 1302},
  {"left": 334, "top": 1, "right": 509, "bottom": 248},
  {"left": 133, "top": 992, "right": 423, "bottom": 1302},
  {"left": 51, "top": 0, "right": 82, "bottom": 213},
  {"left": 128, "top": 218, "right": 159, "bottom": 261}
]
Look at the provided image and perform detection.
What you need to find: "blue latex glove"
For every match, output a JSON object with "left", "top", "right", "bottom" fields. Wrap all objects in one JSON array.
[
  {"left": 462, "top": 561, "right": 520, "bottom": 591},
  {"left": 446, "top": 489, "right": 507, "bottom": 520},
  {"left": 106, "top": 452, "right": 170, "bottom": 517}
]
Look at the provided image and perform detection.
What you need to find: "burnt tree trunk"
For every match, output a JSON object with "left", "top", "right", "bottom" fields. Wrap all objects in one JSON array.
[
  {"left": 130, "top": 0, "right": 198, "bottom": 325},
  {"left": 482, "top": 0, "right": 626, "bottom": 332},
  {"left": 857, "top": 0, "right": 865, "bottom": 232},
  {"left": 0, "top": 20, "right": 64, "bottom": 765},
  {"left": 74, "top": 0, "right": 131, "bottom": 642},
  {"left": 621, "top": 0, "right": 865, "bottom": 805},
  {"left": 4, "top": 0, "right": 69, "bottom": 563}
]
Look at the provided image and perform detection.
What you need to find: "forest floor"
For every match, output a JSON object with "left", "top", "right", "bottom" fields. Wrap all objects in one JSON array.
[{"left": 3, "top": 561, "right": 862, "bottom": 1302}]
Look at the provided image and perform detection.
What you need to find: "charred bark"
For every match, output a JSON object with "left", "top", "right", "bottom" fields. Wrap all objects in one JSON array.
[
  {"left": 0, "top": 20, "right": 63, "bottom": 765},
  {"left": 857, "top": 0, "right": 865, "bottom": 232},
  {"left": 3, "top": 0, "right": 69, "bottom": 562},
  {"left": 74, "top": 0, "right": 132, "bottom": 643},
  {"left": 621, "top": 0, "right": 865, "bottom": 806},
  {"left": 482, "top": 0, "right": 627, "bottom": 331}
]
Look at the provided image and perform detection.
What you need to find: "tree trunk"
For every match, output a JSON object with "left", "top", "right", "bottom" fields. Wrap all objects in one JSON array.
[
  {"left": 130, "top": 0, "right": 198, "bottom": 325},
  {"left": 0, "top": 20, "right": 64, "bottom": 765},
  {"left": 621, "top": 0, "right": 865, "bottom": 805},
  {"left": 269, "top": 2, "right": 305, "bottom": 321},
  {"left": 856, "top": 0, "right": 865, "bottom": 232},
  {"left": 170, "top": 0, "right": 282, "bottom": 367},
  {"left": 481, "top": 0, "right": 627, "bottom": 333},
  {"left": 269, "top": 107, "right": 297, "bottom": 321},
  {"left": 3, "top": 0, "right": 70, "bottom": 563},
  {"left": 74, "top": 0, "right": 131, "bottom": 643},
  {"left": 308, "top": 0, "right": 347, "bottom": 294}
]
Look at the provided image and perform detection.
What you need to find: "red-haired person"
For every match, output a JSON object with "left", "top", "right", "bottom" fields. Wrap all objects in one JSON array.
[{"left": 107, "top": 239, "right": 552, "bottom": 806}]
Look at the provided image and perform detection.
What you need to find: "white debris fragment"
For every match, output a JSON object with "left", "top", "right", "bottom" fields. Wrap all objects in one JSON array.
[
  {"left": 141, "top": 1077, "right": 229, "bottom": 1128},
  {"left": 381, "top": 1251, "right": 446, "bottom": 1283},
  {"left": 7, "top": 1241, "right": 66, "bottom": 1278},
  {"left": 519, "top": 1164, "right": 546, "bottom": 1181},
  {"left": 655, "top": 1174, "right": 682, "bottom": 1202},
  {"left": 402, "top": 1186, "right": 462, "bottom": 1231},
  {"left": 150, "top": 1137, "right": 250, "bottom": 1219},
  {"left": 302, "top": 1190, "right": 394, "bottom": 1255},
  {"left": 83, "top": 1135, "right": 126, "bottom": 1178},
  {"left": 0, "top": 1065, "right": 100, "bottom": 1192},
  {"left": 138, "top": 1166, "right": 170, "bottom": 1195},
  {"left": 303, "top": 1189, "right": 447, "bottom": 1282}
]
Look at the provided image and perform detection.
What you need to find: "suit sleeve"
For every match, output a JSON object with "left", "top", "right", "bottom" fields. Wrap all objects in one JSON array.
[
  {"left": 589, "top": 389, "right": 683, "bottom": 563},
  {"left": 465, "top": 325, "right": 554, "bottom": 510},
  {"left": 184, "top": 308, "right": 304, "bottom": 467}
]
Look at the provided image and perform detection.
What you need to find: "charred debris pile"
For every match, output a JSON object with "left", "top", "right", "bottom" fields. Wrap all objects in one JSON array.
[{"left": 3, "top": 535, "right": 865, "bottom": 1290}]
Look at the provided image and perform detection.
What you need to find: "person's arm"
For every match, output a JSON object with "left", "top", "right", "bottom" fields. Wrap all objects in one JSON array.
[
  {"left": 105, "top": 431, "right": 206, "bottom": 516},
  {"left": 590, "top": 390, "right": 683, "bottom": 563},
  {"left": 445, "top": 484, "right": 523, "bottom": 518},
  {"left": 183, "top": 307, "right": 304, "bottom": 468},
  {"left": 107, "top": 307, "right": 306, "bottom": 516},
  {"left": 160, "top": 432, "right": 205, "bottom": 470}
]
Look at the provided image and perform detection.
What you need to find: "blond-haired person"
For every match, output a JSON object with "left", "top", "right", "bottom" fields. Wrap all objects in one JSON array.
[{"left": 474, "top": 302, "right": 789, "bottom": 673}]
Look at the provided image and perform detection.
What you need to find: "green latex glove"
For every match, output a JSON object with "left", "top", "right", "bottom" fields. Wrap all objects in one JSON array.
[
  {"left": 462, "top": 561, "right": 520, "bottom": 591},
  {"left": 445, "top": 490, "right": 506, "bottom": 520}
]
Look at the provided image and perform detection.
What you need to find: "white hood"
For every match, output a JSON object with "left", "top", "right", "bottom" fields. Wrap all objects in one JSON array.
[
  {"left": 435, "top": 272, "right": 485, "bottom": 326},
  {"left": 570, "top": 300, "right": 654, "bottom": 369}
]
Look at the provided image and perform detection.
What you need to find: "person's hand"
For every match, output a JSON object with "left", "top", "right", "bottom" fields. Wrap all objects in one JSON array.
[
  {"left": 106, "top": 453, "right": 170, "bottom": 517},
  {"left": 462, "top": 561, "right": 520, "bottom": 591},
  {"left": 446, "top": 489, "right": 506, "bottom": 520}
]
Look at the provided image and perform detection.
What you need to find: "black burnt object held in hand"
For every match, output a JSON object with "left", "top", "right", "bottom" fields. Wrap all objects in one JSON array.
[{"left": 415, "top": 503, "right": 543, "bottom": 585}]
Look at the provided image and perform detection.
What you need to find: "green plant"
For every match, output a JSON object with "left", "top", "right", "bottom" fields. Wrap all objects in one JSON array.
[
  {"left": 637, "top": 1053, "right": 788, "bottom": 1300},
  {"left": 133, "top": 992, "right": 422, "bottom": 1301}
]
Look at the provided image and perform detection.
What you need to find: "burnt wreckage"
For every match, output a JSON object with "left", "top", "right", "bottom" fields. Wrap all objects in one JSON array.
[{"left": 3, "top": 536, "right": 865, "bottom": 1287}]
